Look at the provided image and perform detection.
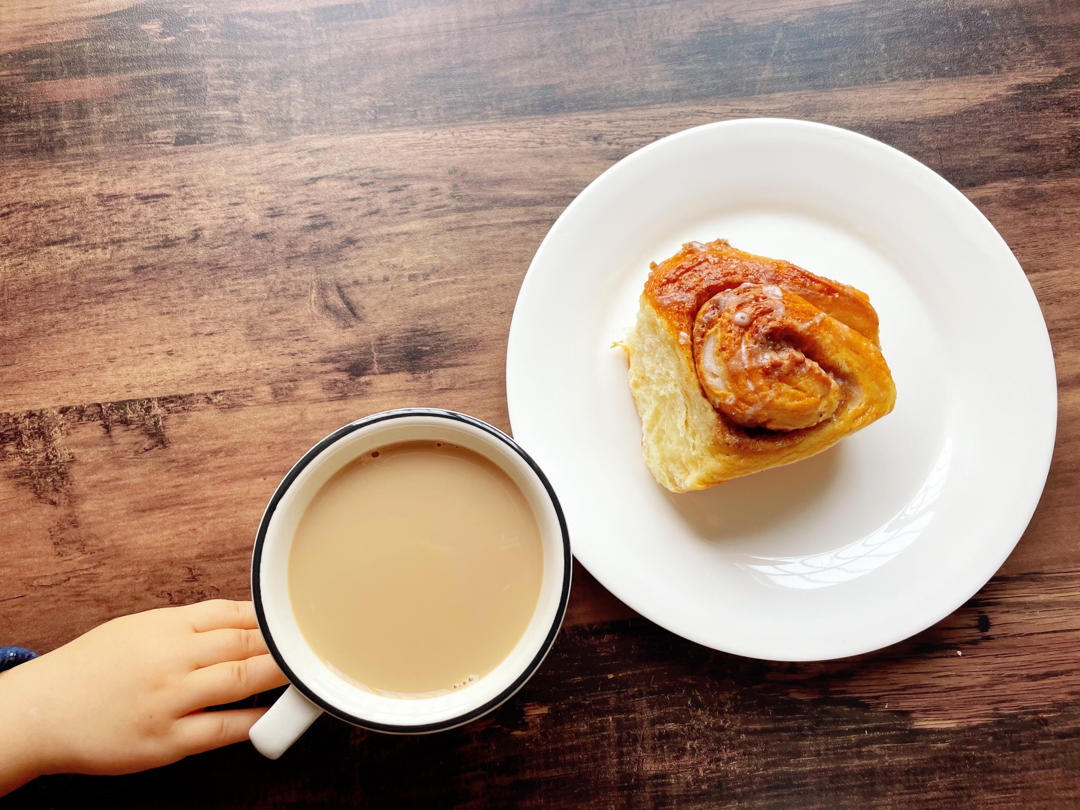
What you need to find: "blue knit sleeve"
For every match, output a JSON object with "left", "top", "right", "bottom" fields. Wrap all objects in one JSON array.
[{"left": 0, "top": 647, "right": 38, "bottom": 672}]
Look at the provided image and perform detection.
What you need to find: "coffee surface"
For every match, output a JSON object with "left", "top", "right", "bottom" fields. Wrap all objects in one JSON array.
[{"left": 288, "top": 440, "right": 543, "bottom": 696}]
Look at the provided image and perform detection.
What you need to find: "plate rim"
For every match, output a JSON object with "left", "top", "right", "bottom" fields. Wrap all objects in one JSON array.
[{"left": 506, "top": 117, "right": 1058, "bottom": 661}]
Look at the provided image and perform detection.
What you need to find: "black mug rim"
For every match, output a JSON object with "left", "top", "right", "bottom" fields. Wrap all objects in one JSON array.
[{"left": 251, "top": 408, "right": 572, "bottom": 734}]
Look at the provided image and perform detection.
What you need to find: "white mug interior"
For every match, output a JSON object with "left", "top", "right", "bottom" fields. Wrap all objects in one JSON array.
[{"left": 253, "top": 409, "right": 570, "bottom": 735}]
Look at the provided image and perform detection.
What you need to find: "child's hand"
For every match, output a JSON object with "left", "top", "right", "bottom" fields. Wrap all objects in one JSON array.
[{"left": 0, "top": 600, "right": 288, "bottom": 792}]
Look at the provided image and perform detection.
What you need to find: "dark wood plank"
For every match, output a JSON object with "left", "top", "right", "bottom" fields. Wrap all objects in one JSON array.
[
  {"left": 0, "top": 0, "right": 1077, "bottom": 159},
  {"left": 2, "top": 67, "right": 1078, "bottom": 412},
  {"left": 7, "top": 613, "right": 1080, "bottom": 809},
  {"left": 1, "top": 0, "right": 1079, "bottom": 807}
]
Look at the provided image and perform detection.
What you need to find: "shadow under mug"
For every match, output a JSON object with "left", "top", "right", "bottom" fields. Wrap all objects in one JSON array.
[{"left": 248, "top": 409, "right": 571, "bottom": 759}]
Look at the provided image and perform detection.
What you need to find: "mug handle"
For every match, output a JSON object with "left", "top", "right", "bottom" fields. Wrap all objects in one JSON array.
[{"left": 249, "top": 684, "right": 324, "bottom": 759}]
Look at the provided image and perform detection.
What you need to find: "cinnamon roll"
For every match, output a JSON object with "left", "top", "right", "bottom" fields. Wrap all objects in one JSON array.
[{"left": 622, "top": 239, "right": 896, "bottom": 492}]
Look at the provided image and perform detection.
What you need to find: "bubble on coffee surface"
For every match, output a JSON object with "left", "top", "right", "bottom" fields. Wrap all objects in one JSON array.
[{"left": 451, "top": 674, "right": 478, "bottom": 690}]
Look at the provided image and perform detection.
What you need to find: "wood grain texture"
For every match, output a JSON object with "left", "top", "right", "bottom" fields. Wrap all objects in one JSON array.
[
  {"left": 1, "top": 0, "right": 1078, "bottom": 806},
  {"left": 10, "top": 616, "right": 1080, "bottom": 809}
]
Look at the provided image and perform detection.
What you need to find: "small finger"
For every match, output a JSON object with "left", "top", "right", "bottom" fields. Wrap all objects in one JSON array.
[
  {"left": 174, "top": 707, "right": 269, "bottom": 755},
  {"left": 192, "top": 628, "right": 269, "bottom": 668},
  {"left": 185, "top": 599, "right": 259, "bottom": 632},
  {"left": 181, "top": 653, "right": 288, "bottom": 713}
]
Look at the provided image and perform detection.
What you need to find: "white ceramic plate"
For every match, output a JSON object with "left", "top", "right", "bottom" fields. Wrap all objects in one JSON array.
[{"left": 505, "top": 118, "right": 1056, "bottom": 661}]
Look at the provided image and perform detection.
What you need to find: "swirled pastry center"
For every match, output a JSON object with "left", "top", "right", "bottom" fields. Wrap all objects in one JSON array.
[
  {"left": 624, "top": 238, "right": 896, "bottom": 491},
  {"left": 692, "top": 284, "right": 842, "bottom": 431}
]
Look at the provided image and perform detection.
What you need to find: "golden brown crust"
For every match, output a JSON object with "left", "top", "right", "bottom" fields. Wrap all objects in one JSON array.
[
  {"left": 624, "top": 239, "right": 896, "bottom": 491},
  {"left": 644, "top": 239, "right": 880, "bottom": 343}
]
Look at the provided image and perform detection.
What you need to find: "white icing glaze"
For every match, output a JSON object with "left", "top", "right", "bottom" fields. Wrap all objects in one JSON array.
[
  {"left": 763, "top": 284, "right": 783, "bottom": 299},
  {"left": 678, "top": 330, "right": 690, "bottom": 345},
  {"left": 738, "top": 336, "right": 755, "bottom": 391},
  {"left": 699, "top": 333, "right": 730, "bottom": 394},
  {"left": 733, "top": 310, "right": 751, "bottom": 327}
]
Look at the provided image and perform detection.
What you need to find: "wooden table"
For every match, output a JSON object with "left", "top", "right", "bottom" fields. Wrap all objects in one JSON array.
[{"left": 2, "top": 0, "right": 1077, "bottom": 806}]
